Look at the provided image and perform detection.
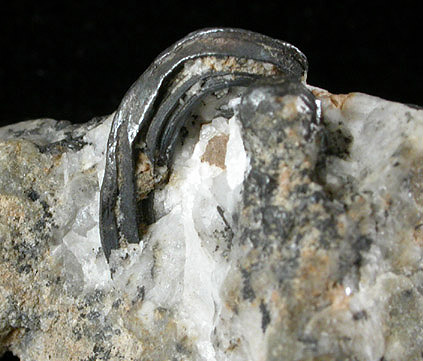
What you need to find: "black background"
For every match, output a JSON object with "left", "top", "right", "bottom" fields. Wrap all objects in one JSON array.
[
  {"left": 0, "top": 1, "right": 420, "bottom": 360},
  {"left": 0, "top": 1, "right": 421, "bottom": 128}
]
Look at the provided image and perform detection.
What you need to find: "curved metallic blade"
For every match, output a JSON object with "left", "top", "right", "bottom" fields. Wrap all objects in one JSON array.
[
  {"left": 137, "top": 72, "right": 262, "bottom": 230},
  {"left": 144, "top": 71, "right": 226, "bottom": 164},
  {"left": 100, "top": 28, "right": 308, "bottom": 262},
  {"left": 157, "top": 73, "right": 263, "bottom": 167},
  {"left": 146, "top": 71, "right": 264, "bottom": 165}
]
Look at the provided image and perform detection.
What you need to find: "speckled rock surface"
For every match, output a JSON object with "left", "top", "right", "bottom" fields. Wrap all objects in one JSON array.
[{"left": 0, "top": 78, "right": 423, "bottom": 361}]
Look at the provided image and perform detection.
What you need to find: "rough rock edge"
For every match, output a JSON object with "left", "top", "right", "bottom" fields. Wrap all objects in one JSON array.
[{"left": 0, "top": 85, "right": 423, "bottom": 360}]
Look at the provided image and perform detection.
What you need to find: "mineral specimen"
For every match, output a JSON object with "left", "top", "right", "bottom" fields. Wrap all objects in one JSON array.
[{"left": 1, "top": 28, "right": 423, "bottom": 361}]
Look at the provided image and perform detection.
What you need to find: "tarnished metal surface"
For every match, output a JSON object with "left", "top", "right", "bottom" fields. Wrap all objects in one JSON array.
[{"left": 99, "top": 28, "right": 308, "bottom": 261}]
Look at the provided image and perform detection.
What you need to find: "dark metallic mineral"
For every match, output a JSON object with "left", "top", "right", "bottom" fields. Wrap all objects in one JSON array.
[{"left": 99, "top": 28, "right": 308, "bottom": 262}]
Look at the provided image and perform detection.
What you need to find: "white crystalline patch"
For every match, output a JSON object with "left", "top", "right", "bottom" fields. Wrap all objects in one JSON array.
[
  {"left": 140, "top": 209, "right": 186, "bottom": 309},
  {"left": 83, "top": 114, "right": 114, "bottom": 186},
  {"left": 248, "top": 88, "right": 267, "bottom": 108},
  {"left": 146, "top": 100, "right": 247, "bottom": 360},
  {"left": 53, "top": 115, "right": 114, "bottom": 290},
  {"left": 61, "top": 227, "right": 109, "bottom": 290},
  {"left": 226, "top": 97, "right": 248, "bottom": 190}
]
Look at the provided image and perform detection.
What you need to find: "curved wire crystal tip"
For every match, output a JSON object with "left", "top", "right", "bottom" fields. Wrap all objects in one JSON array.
[{"left": 99, "top": 28, "right": 309, "bottom": 262}]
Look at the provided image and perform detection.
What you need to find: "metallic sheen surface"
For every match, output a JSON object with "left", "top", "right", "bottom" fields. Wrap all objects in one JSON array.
[{"left": 99, "top": 28, "right": 308, "bottom": 262}]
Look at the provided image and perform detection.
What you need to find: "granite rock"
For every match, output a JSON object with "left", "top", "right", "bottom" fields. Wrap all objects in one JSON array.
[{"left": 1, "top": 31, "right": 423, "bottom": 361}]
